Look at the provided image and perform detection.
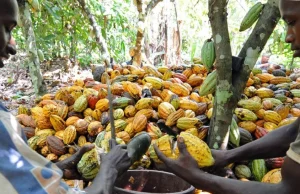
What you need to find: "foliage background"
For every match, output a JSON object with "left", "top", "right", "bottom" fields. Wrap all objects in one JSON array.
[{"left": 13, "top": 0, "right": 300, "bottom": 68}]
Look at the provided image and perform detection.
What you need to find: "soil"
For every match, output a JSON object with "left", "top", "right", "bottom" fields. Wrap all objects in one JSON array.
[{"left": 0, "top": 52, "right": 94, "bottom": 116}]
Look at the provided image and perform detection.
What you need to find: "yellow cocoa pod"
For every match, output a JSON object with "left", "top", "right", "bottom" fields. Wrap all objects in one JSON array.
[
  {"left": 206, "top": 108, "right": 213, "bottom": 119},
  {"left": 135, "top": 98, "right": 153, "bottom": 110},
  {"left": 114, "top": 108, "right": 124, "bottom": 120},
  {"left": 158, "top": 102, "right": 175, "bottom": 120},
  {"left": 84, "top": 108, "right": 93, "bottom": 118},
  {"left": 235, "top": 108, "right": 257, "bottom": 121},
  {"left": 179, "top": 99, "right": 199, "bottom": 112},
  {"left": 165, "top": 109, "right": 185, "bottom": 127},
  {"left": 184, "top": 110, "right": 196, "bottom": 118},
  {"left": 176, "top": 117, "right": 201, "bottom": 130},
  {"left": 174, "top": 132, "right": 215, "bottom": 167},
  {"left": 18, "top": 105, "right": 30, "bottom": 115},
  {"left": 78, "top": 136, "right": 87, "bottom": 147},
  {"left": 264, "top": 122, "right": 278, "bottom": 132},
  {"left": 185, "top": 128, "right": 198, "bottom": 137},
  {"left": 135, "top": 109, "right": 153, "bottom": 120},
  {"left": 92, "top": 109, "right": 102, "bottom": 121},
  {"left": 149, "top": 135, "right": 175, "bottom": 163},
  {"left": 255, "top": 109, "right": 266, "bottom": 120},
  {"left": 238, "top": 121, "right": 256, "bottom": 133},
  {"left": 169, "top": 83, "right": 190, "bottom": 97},
  {"left": 124, "top": 122, "right": 135, "bottom": 137},
  {"left": 63, "top": 125, "right": 77, "bottom": 144},
  {"left": 263, "top": 111, "right": 282, "bottom": 125},
  {"left": 66, "top": 116, "right": 80, "bottom": 126},
  {"left": 55, "top": 130, "right": 64, "bottom": 140},
  {"left": 124, "top": 105, "right": 137, "bottom": 118},
  {"left": 255, "top": 88, "right": 274, "bottom": 98},
  {"left": 95, "top": 98, "right": 109, "bottom": 112},
  {"left": 278, "top": 117, "right": 297, "bottom": 127},
  {"left": 105, "top": 119, "right": 127, "bottom": 133},
  {"left": 50, "top": 115, "right": 66, "bottom": 131},
  {"left": 132, "top": 115, "right": 147, "bottom": 133},
  {"left": 262, "top": 169, "right": 282, "bottom": 184},
  {"left": 116, "top": 131, "right": 131, "bottom": 143}
]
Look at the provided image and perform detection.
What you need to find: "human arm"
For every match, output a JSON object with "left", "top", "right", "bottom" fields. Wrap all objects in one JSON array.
[
  {"left": 212, "top": 117, "right": 300, "bottom": 168},
  {"left": 155, "top": 137, "right": 299, "bottom": 194}
]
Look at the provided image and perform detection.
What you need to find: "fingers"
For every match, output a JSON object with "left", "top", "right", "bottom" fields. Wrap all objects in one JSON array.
[
  {"left": 63, "top": 169, "right": 82, "bottom": 180},
  {"left": 118, "top": 144, "right": 127, "bottom": 149},
  {"left": 76, "top": 144, "right": 95, "bottom": 157},
  {"left": 177, "top": 137, "right": 188, "bottom": 155},
  {"left": 153, "top": 144, "right": 171, "bottom": 164}
]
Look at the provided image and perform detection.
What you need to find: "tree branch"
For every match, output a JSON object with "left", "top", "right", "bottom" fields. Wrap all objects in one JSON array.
[
  {"left": 78, "top": 0, "right": 110, "bottom": 66},
  {"left": 146, "top": 0, "right": 163, "bottom": 15},
  {"left": 233, "top": 0, "right": 280, "bottom": 111}
]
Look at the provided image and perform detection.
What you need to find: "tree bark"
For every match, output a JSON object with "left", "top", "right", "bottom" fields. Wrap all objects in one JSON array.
[
  {"left": 78, "top": 0, "right": 110, "bottom": 67},
  {"left": 19, "top": 2, "right": 47, "bottom": 96},
  {"left": 208, "top": 0, "right": 281, "bottom": 149},
  {"left": 146, "top": 0, "right": 163, "bottom": 15},
  {"left": 207, "top": 0, "right": 233, "bottom": 149},
  {"left": 172, "top": 0, "right": 182, "bottom": 66},
  {"left": 133, "top": 0, "right": 145, "bottom": 66}
]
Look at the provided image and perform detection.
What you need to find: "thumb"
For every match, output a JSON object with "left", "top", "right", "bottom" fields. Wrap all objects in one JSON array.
[
  {"left": 75, "top": 144, "right": 95, "bottom": 159},
  {"left": 177, "top": 137, "right": 188, "bottom": 155}
]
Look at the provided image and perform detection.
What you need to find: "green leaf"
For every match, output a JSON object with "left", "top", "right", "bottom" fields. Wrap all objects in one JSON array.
[{"left": 190, "top": 42, "right": 197, "bottom": 61}]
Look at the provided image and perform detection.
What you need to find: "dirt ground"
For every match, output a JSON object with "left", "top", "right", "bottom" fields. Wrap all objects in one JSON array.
[{"left": 0, "top": 52, "right": 94, "bottom": 116}]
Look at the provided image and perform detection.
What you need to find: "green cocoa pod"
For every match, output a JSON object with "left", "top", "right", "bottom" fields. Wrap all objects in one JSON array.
[
  {"left": 239, "top": 2, "right": 264, "bottom": 32},
  {"left": 77, "top": 148, "right": 100, "bottom": 180},
  {"left": 201, "top": 39, "right": 216, "bottom": 71},
  {"left": 235, "top": 165, "right": 251, "bottom": 179},
  {"left": 199, "top": 70, "right": 217, "bottom": 96}
]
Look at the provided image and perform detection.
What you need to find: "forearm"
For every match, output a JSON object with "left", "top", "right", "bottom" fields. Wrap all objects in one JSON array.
[
  {"left": 84, "top": 165, "right": 118, "bottom": 194},
  {"left": 187, "top": 169, "right": 285, "bottom": 194},
  {"left": 227, "top": 118, "right": 299, "bottom": 163}
]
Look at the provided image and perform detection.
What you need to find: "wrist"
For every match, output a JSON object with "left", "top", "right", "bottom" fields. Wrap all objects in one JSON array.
[{"left": 55, "top": 161, "right": 64, "bottom": 170}]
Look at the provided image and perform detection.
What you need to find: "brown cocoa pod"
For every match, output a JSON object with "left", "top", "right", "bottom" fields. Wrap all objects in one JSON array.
[
  {"left": 68, "top": 111, "right": 84, "bottom": 119},
  {"left": 22, "top": 127, "right": 35, "bottom": 139},
  {"left": 100, "top": 112, "right": 110, "bottom": 126},
  {"left": 16, "top": 114, "right": 36, "bottom": 128},
  {"left": 74, "top": 119, "right": 89, "bottom": 135},
  {"left": 46, "top": 136, "right": 66, "bottom": 156}
]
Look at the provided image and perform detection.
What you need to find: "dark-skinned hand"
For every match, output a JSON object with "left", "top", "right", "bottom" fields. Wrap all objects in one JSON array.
[
  {"left": 154, "top": 137, "right": 201, "bottom": 182},
  {"left": 201, "top": 149, "right": 234, "bottom": 177},
  {"left": 56, "top": 144, "right": 95, "bottom": 180},
  {"left": 100, "top": 139, "right": 131, "bottom": 176}
]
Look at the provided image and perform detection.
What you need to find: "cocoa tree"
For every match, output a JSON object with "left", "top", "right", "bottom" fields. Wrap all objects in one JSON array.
[
  {"left": 133, "top": 0, "right": 163, "bottom": 66},
  {"left": 18, "top": 0, "right": 47, "bottom": 96},
  {"left": 207, "top": 0, "right": 281, "bottom": 149},
  {"left": 78, "top": 0, "right": 110, "bottom": 67}
]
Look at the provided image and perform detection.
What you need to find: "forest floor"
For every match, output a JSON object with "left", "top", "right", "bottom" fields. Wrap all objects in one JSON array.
[{"left": 0, "top": 53, "right": 94, "bottom": 116}]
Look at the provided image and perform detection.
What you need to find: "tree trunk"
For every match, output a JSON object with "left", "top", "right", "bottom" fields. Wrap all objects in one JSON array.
[
  {"left": 146, "top": 0, "right": 163, "bottom": 15},
  {"left": 208, "top": 0, "right": 281, "bottom": 149},
  {"left": 172, "top": 0, "right": 182, "bottom": 66},
  {"left": 207, "top": 0, "right": 233, "bottom": 150},
  {"left": 19, "top": 2, "right": 47, "bottom": 96},
  {"left": 133, "top": 0, "right": 145, "bottom": 66},
  {"left": 78, "top": 0, "right": 110, "bottom": 67}
]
